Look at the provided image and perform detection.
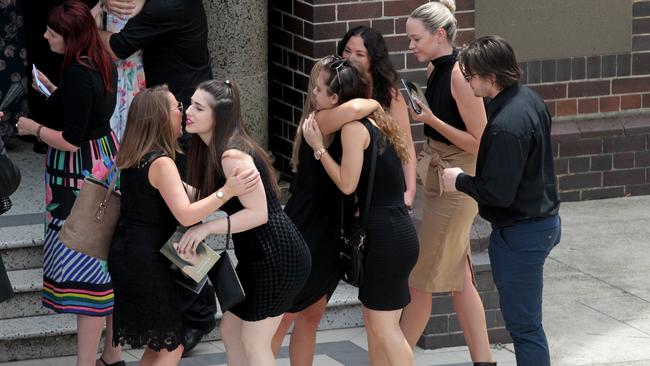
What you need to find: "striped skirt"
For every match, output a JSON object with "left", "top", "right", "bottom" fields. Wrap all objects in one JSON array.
[{"left": 42, "top": 132, "right": 118, "bottom": 316}]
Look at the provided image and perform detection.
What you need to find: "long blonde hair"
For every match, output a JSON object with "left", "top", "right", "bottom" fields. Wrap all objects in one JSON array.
[
  {"left": 116, "top": 86, "right": 179, "bottom": 169},
  {"left": 290, "top": 55, "right": 336, "bottom": 172}
]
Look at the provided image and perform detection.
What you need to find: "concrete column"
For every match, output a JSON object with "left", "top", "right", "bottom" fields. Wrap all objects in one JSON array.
[{"left": 203, "top": 0, "right": 268, "bottom": 148}]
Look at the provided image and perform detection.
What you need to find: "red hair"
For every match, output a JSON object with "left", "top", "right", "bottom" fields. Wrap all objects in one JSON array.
[{"left": 47, "top": 0, "right": 114, "bottom": 93}]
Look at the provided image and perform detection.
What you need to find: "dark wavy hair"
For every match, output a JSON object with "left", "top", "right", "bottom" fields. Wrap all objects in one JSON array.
[
  {"left": 186, "top": 80, "right": 279, "bottom": 200},
  {"left": 47, "top": 1, "right": 114, "bottom": 93},
  {"left": 337, "top": 26, "right": 399, "bottom": 109}
]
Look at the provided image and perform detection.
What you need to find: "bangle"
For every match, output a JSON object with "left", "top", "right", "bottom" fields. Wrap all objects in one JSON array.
[{"left": 35, "top": 124, "right": 44, "bottom": 142}]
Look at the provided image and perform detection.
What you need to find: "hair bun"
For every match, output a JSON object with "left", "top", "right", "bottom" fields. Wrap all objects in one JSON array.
[{"left": 439, "top": 0, "right": 456, "bottom": 13}]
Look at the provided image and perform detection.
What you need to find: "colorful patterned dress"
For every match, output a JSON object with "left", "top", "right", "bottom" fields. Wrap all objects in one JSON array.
[
  {"left": 106, "top": 14, "right": 145, "bottom": 142},
  {"left": 41, "top": 62, "right": 118, "bottom": 317}
]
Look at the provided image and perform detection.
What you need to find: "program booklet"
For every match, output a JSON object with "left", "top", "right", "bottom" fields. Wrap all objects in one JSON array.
[{"left": 160, "top": 227, "right": 219, "bottom": 283}]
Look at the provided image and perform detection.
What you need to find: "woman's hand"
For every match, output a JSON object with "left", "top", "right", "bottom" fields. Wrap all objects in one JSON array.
[
  {"left": 223, "top": 166, "right": 261, "bottom": 197},
  {"left": 404, "top": 189, "right": 416, "bottom": 210},
  {"left": 177, "top": 223, "right": 210, "bottom": 256},
  {"left": 15, "top": 117, "right": 39, "bottom": 136},
  {"left": 32, "top": 70, "right": 57, "bottom": 95},
  {"left": 407, "top": 96, "right": 437, "bottom": 127},
  {"left": 103, "top": 0, "right": 137, "bottom": 18},
  {"left": 302, "top": 112, "right": 324, "bottom": 151}
]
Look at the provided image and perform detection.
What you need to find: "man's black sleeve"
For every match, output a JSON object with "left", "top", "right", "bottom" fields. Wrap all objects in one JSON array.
[
  {"left": 455, "top": 130, "right": 529, "bottom": 207},
  {"left": 108, "top": 2, "right": 176, "bottom": 59}
]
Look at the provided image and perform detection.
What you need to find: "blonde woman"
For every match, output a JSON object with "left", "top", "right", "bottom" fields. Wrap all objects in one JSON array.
[
  {"left": 303, "top": 57, "right": 418, "bottom": 366},
  {"left": 270, "top": 56, "right": 380, "bottom": 365},
  {"left": 401, "top": 1, "right": 493, "bottom": 365}
]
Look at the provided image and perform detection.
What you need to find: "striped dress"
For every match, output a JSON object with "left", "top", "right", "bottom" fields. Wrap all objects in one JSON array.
[{"left": 42, "top": 134, "right": 119, "bottom": 316}]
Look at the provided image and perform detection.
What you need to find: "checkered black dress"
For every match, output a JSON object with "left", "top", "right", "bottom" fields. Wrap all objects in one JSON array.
[{"left": 218, "top": 149, "right": 311, "bottom": 321}]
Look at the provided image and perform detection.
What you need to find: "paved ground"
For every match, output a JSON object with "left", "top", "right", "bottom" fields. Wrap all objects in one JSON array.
[{"left": 2, "top": 139, "right": 650, "bottom": 365}]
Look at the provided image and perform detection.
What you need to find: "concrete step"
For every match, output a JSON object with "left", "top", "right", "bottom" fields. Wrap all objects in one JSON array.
[
  {"left": 1, "top": 268, "right": 53, "bottom": 320},
  {"left": 0, "top": 282, "right": 363, "bottom": 362},
  {"left": 0, "top": 234, "right": 44, "bottom": 271}
]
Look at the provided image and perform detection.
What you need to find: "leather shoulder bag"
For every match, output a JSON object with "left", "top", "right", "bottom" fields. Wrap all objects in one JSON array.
[
  {"left": 59, "top": 163, "right": 120, "bottom": 261},
  {"left": 339, "top": 122, "right": 377, "bottom": 288}
]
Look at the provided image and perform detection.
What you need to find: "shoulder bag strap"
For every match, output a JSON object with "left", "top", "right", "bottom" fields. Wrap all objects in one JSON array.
[
  {"left": 359, "top": 121, "right": 378, "bottom": 230},
  {"left": 225, "top": 215, "right": 231, "bottom": 250}
]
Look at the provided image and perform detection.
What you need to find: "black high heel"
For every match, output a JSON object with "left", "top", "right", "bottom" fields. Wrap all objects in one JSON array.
[{"left": 97, "top": 356, "right": 126, "bottom": 366}]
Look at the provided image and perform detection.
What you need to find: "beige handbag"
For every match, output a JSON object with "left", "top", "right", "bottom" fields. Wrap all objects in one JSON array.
[{"left": 59, "top": 164, "right": 120, "bottom": 261}]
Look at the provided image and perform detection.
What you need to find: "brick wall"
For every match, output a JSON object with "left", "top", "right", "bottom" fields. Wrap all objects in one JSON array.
[
  {"left": 523, "top": 1, "right": 650, "bottom": 118},
  {"left": 270, "top": 0, "right": 650, "bottom": 202},
  {"left": 419, "top": 259, "right": 511, "bottom": 349},
  {"left": 552, "top": 113, "right": 650, "bottom": 201}
]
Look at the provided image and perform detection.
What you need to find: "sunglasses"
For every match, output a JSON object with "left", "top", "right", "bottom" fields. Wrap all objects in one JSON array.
[
  {"left": 329, "top": 56, "right": 350, "bottom": 86},
  {"left": 461, "top": 69, "right": 477, "bottom": 82},
  {"left": 172, "top": 101, "right": 183, "bottom": 112}
]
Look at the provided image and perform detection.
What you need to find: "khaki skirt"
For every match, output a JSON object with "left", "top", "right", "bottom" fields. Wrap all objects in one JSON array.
[{"left": 409, "top": 139, "right": 478, "bottom": 293}]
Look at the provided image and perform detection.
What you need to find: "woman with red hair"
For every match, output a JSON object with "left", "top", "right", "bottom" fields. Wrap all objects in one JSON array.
[{"left": 16, "top": 1, "right": 123, "bottom": 365}]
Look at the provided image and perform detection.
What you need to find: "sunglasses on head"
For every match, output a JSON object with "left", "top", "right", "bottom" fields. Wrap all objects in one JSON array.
[{"left": 329, "top": 56, "right": 350, "bottom": 86}]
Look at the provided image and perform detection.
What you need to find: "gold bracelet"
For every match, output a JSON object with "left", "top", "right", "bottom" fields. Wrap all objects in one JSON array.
[{"left": 36, "top": 124, "right": 44, "bottom": 143}]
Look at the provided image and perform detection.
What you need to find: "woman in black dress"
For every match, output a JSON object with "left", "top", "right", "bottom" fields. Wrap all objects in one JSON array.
[
  {"left": 303, "top": 58, "right": 419, "bottom": 366},
  {"left": 109, "top": 86, "right": 259, "bottom": 365},
  {"left": 270, "top": 56, "right": 381, "bottom": 365},
  {"left": 178, "top": 80, "right": 311, "bottom": 366}
]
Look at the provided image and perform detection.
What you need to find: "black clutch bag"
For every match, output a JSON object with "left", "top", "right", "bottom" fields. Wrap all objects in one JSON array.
[{"left": 208, "top": 215, "right": 246, "bottom": 312}]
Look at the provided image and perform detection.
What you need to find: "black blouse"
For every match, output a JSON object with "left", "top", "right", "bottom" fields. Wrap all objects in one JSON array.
[
  {"left": 423, "top": 49, "right": 466, "bottom": 145},
  {"left": 44, "top": 62, "right": 117, "bottom": 146}
]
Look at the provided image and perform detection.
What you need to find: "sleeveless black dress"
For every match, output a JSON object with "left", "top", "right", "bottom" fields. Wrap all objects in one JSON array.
[
  {"left": 108, "top": 152, "right": 184, "bottom": 351},
  {"left": 284, "top": 134, "right": 343, "bottom": 312},
  {"left": 356, "top": 119, "right": 420, "bottom": 310},
  {"left": 217, "top": 145, "right": 311, "bottom": 321}
]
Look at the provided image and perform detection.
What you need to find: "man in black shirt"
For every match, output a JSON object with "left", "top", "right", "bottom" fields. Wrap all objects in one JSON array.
[
  {"left": 101, "top": 0, "right": 211, "bottom": 110},
  {"left": 99, "top": 0, "right": 215, "bottom": 354},
  {"left": 442, "top": 36, "right": 560, "bottom": 366}
]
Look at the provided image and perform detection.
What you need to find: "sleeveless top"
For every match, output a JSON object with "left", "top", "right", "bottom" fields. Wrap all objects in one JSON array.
[
  {"left": 424, "top": 49, "right": 466, "bottom": 145},
  {"left": 356, "top": 118, "right": 405, "bottom": 210}
]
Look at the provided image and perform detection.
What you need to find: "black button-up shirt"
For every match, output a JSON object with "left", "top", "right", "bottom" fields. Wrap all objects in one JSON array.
[
  {"left": 456, "top": 84, "right": 560, "bottom": 228},
  {"left": 109, "top": 0, "right": 212, "bottom": 107}
]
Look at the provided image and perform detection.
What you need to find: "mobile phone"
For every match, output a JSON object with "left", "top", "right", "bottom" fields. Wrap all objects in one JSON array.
[{"left": 401, "top": 78, "right": 422, "bottom": 114}]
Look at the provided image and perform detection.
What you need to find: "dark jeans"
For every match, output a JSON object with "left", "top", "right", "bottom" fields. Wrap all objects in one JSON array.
[{"left": 489, "top": 214, "right": 561, "bottom": 366}]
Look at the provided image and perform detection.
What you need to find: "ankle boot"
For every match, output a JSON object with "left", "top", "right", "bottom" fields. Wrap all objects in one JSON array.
[{"left": 473, "top": 363, "right": 497, "bottom": 366}]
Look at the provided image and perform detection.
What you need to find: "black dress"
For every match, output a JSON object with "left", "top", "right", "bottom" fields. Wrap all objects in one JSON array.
[
  {"left": 284, "top": 135, "right": 342, "bottom": 312},
  {"left": 356, "top": 119, "right": 419, "bottom": 311},
  {"left": 108, "top": 152, "right": 184, "bottom": 351},
  {"left": 218, "top": 145, "right": 311, "bottom": 321}
]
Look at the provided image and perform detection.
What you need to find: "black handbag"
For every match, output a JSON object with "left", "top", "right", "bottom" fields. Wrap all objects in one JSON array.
[
  {"left": 0, "top": 255, "right": 14, "bottom": 303},
  {"left": 339, "top": 123, "right": 378, "bottom": 288},
  {"left": 0, "top": 141, "right": 20, "bottom": 216},
  {"left": 208, "top": 215, "right": 246, "bottom": 312}
]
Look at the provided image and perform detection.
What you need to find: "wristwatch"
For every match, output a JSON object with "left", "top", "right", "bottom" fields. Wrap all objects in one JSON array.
[
  {"left": 314, "top": 147, "right": 327, "bottom": 160},
  {"left": 216, "top": 190, "right": 227, "bottom": 202}
]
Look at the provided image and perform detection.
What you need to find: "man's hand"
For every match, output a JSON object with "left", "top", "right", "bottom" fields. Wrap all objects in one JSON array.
[
  {"left": 442, "top": 167, "right": 464, "bottom": 192},
  {"left": 103, "top": 0, "right": 137, "bottom": 19}
]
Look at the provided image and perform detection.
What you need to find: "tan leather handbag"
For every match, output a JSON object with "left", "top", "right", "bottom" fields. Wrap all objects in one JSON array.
[{"left": 59, "top": 164, "right": 120, "bottom": 261}]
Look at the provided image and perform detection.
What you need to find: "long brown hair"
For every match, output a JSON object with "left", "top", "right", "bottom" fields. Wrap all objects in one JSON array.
[
  {"left": 290, "top": 55, "right": 336, "bottom": 172},
  {"left": 186, "top": 80, "right": 280, "bottom": 200},
  {"left": 324, "top": 58, "right": 410, "bottom": 163},
  {"left": 47, "top": 1, "right": 114, "bottom": 93},
  {"left": 116, "top": 86, "right": 179, "bottom": 169}
]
